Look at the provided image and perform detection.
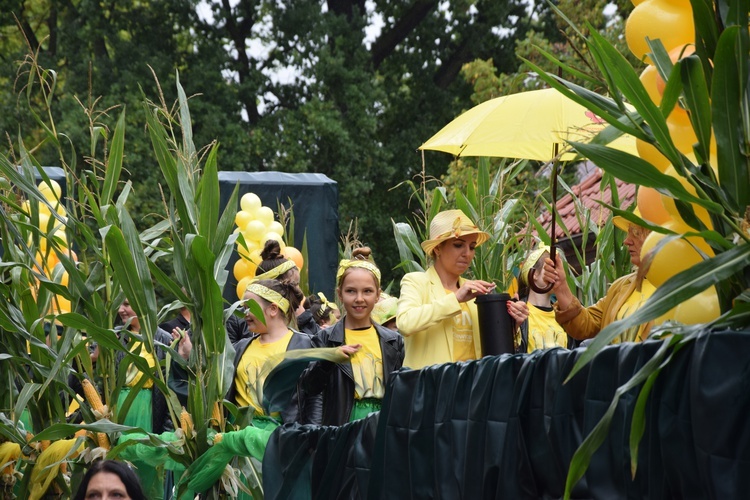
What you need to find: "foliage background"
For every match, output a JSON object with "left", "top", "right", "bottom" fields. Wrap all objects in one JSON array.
[{"left": 1, "top": 0, "right": 635, "bottom": 292}]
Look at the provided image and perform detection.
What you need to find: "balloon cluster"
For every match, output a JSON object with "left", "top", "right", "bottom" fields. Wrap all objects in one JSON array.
[
  {"left": 625, "top": 0, "right": 719, "bottom": 323},
  {"left": 23, "top": 180, "right": 76, "bottom": 314},
  {"left": 232, "top": 192, "right": 304, "bottom": 299}
]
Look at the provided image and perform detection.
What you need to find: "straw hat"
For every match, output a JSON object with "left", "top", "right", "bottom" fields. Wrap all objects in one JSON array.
[
  {"left": 372, "top": 295, "right": 398, "bottom": 325},
  {"left": 612, "top": 207, "right": 643, "bottom": 232},
  {"left": 421, "top": 209, "right": 490, "bottom": 257}
]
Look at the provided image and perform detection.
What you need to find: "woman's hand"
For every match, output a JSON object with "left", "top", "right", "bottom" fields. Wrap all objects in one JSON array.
[
  {"left": 455, "top": 280, "right": 496, "bottom": 303},
  {"left": 172, "top": 328, "right": 192, "bottom": 360},
  {"left": 507, "top": 297, "right": 529, "bottom": 328}
]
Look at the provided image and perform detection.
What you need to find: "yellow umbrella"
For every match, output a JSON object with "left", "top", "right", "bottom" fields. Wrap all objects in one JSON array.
[
  {"left": 419, "top": 87, "right": 636, "bottom": 160},
  {"left": 420, "top": 87, "right": 636, "bottom": 293}
]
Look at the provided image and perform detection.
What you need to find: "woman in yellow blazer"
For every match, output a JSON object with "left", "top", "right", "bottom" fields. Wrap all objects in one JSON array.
[{"left": 397, "top": 209, "right": 529, "bottom": 369}]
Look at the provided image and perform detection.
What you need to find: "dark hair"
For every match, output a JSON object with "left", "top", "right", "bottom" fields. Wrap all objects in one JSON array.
[
  {"left": 74, "top": 460, "right": 146, "bottom": 500},
  {"left": 256, "top": 239, "right": 297, "bottom": 283},
  {"left": 251, "top": 278, "right": 304, "bottom": 324},
  {"left": 305, "top": 294, "right": 335, "bottom": 326}
]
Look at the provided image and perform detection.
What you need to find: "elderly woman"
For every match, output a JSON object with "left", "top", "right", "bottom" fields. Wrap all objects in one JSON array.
[
  {"left": 541, "top": 209, "right": 655, "bottom": 343},
  {"left": 397, "top": 209, "right": 528, "bottom": 369}
]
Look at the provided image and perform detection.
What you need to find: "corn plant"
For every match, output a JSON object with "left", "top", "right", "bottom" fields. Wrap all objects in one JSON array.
[
  {"left": 393, "top": 157, "right": 531, "bottom": 290},
  {"left": 521, "top": 0, "right": 750, "bottom": 496},
  {"left": 0, "top": 45, "right": 261, "bottom": 498}
]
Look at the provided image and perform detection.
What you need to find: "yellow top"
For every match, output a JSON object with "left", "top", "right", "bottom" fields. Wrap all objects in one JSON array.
[
  {"left": 235, "top": 330, "right": 294, "bottom": 414},
  {"left": 613, "top": 279, "right": 657, "bottom": 343},
  {"left": 345, "top": 326, "right": 385, "bottom": 399},
  {"left": 449, "top": 293, "right": 475, "bottom": 362},
  {"left": 527, "top": 305, "right": 567, "bottom": 352},
  {"left": 397, "top": 266, "right": 482, "bottom": 369},
  {"left": 125, "top": 342, "right": 157, "bottom": 389}
]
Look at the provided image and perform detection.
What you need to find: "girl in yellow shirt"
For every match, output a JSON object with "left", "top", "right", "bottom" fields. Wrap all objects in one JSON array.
[{"left": 302, "top": 247, "right": 405, "bottom": 425}]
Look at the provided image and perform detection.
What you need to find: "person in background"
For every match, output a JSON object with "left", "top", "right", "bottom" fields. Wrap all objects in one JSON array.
[
  {"left": 158, "top": 288, "right": 190, "bottom": 334},
  {"left": 112, "top": 299, "right": 174, "bottom": 499},
  {"left": 73, "top": 460, "right": 146, "bottom": 500},
  {"left": 302, "top": 248, "right": 404, "bottom": 425},
  {"left": 397, "top": 209, "right": 528, "bottom": 369},
  {"left": 174, "top": 278, "right": 318, "bottom": 427},
  {"left": 304, "top": 292, "right": 339, "bottom": 328},
  {"left": 254, "top": 239, "right": 320, "bottom": 337},
  {"left": 541, "top": 209, "right": 655, "bottom": 343},
  {"left": 516, "top": 245, "right": 569, "bottom": 353},
  {"left": 372, "top": 293, "right": 398, "bottom": 332}
]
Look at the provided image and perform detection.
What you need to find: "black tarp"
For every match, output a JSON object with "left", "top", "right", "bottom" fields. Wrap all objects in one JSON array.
[
  {"left": 218, "top": 172, "right": 338, "bottom": 302},
  {"left": 264, "top": 331, "right": 750, "bottom": 499}
]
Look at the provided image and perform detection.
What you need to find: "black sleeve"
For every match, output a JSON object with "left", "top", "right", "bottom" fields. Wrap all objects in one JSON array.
[{"left": 226, "top": 313, "right": 250, "bottom": 345}]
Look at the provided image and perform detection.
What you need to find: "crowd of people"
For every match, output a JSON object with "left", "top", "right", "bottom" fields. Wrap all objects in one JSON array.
[{"left": 73, "top": 207, "right": 654, "bottom": 496}]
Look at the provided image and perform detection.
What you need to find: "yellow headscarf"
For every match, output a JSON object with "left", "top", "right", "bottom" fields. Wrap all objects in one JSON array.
[
  {"left": 336, "top": 259, "right": 381, "bottom": 287},
  {"left": 246, "top": 282, "right": 290, "bottom": 313},
  {"left": 253, "top": 260, "right": 297, "bottom": 282},
  {"left": 317, "top": 292, "right": 339, "bottom": 313}
]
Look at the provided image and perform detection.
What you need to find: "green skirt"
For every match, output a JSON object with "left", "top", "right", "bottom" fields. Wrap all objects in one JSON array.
[
  {"left": 118, "top": 388, "right": 164, "bottom": 499},
  {"left": 349, "top": 398, "right": 382, "bottom": 422},
  {"left": 118, "top": 386, "right": 153, "bottom": 432}
]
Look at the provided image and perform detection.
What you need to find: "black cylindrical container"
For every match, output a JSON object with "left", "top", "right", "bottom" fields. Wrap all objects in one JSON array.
[{"left": 475, "top": 293, "right": 515, "bottom": 356}]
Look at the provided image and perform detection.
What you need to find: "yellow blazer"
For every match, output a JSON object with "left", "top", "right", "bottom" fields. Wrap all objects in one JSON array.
[{"left": 397, "top": 266, "right": 482, "bottom": 369}]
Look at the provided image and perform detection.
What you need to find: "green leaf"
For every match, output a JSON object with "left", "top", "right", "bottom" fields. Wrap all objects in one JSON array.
[
  {"left": 712, "top": 26, "right": 750, "bottom": 212},
  {"left": 198, "top": 144, "right": 219, "bottom": 245},
  {"left": 104, "top": 218, "right": 157, "bottom": 350},
  {"left": 570, "top": 143, "right": 722, "bottom": 213},
  {"left": 103, "top": 110, "right": 126, "bottom": 203},
  {"left": 680, "top": 57, "right": 713, "bottom": 162}
]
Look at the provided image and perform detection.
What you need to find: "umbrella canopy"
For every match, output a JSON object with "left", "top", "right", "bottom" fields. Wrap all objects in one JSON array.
[{"left": 419, "top": 88, "right": 635, "bottom": 161}]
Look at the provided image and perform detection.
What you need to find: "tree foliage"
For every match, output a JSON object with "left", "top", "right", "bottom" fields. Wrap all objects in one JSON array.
[{"left": 2, "top": 0, "right": 585, "bottom": 287}]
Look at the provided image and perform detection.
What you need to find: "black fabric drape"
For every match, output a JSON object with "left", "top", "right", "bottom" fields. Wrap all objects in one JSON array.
[{"left": 264, "top": 331, "right": 750, "bottom": 499}]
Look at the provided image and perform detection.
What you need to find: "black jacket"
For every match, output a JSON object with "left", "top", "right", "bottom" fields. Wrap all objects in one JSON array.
[
  {"left": 302, "top": 319, "right": 405, "bottom": 426},
  {"left": 226, "top": 330, "right": 319, "bottom": 424}
]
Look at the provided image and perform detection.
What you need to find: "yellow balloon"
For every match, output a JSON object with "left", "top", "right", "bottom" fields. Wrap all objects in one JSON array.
[
  {"left": 238, "top": 241, "right": 260, "bottom": 262},
  {"left": 236, "top": 276, "right": 252, "bottom": 300},
  {"left": 268, "top": 220, "right": 285, "bottom": 236},
  {"left": 626, "top": 0, "right": 694, "bottom": 62},
  {"left": 235, "top": 210, "right": 253, "bottom": 229},
  {"left": 281, "top": 246, "right": 304, "bottom": 271},
  {"left": 52, "top": 296, "right": 71, "bottom": 314},
  {"left": 240, "top": 192, "right": 262, "bottom": 213},
  {"left": 639, "top": 65, "right": 662, "bottom": 105},
  {"left": 637, "top": 186, "right": 672, "bottom": 224},
  {"left": 248, "top": 249, "right": 263, "bottom": 265},
  {"left": 660, "top": 166, "right": 714, "bottom": 230},
  {"left": 657, "top": 286, "right": 720, "bottom": 325},
  {"left": 38, "top": 180, "right": 62, "bottom": 202},
  {"left": 243, "top": 220, "right": 267, "bottom": 242},
  {"left": 233, "top": 258, "right": 257, "bottom": 281},
  {"left": 59, "top": 271, "right": 70, "bottom": 287},
  {"left": 256, "top": 206, "right": 275, "bottom": 227},
  {"left": 641, "top": 220, "right": 713, "bottom": 286}
]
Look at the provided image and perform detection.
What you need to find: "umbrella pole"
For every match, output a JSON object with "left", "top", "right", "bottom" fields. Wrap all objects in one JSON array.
[{"left": 529, "top": 145, "right": 558, "bottom": 294}]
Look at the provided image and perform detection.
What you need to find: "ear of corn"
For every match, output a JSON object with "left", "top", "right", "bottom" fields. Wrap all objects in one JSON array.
[
  {"left": 81, "top": 379, "right": 110, "bottom": 449},
  {"left": 81, "top": 379, "right": 104, "bottom": 412},
  {"left": 211, "top": 401, "right": 223, "bottom": 428},
  {"left": 180, "top": 407, "right": 194, "bottom": 436}
]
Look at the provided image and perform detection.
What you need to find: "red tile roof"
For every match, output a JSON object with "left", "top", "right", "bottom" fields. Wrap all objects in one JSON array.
[{"left": 537, "top": 168, "right": 635, "bottom": 238}]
